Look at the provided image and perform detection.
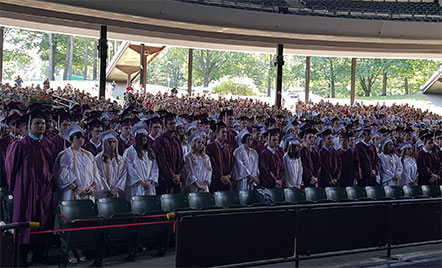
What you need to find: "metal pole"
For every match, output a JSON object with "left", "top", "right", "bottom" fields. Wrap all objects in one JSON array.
[
  {"left": 140, "top": 43, "right": 146, "bottom": 93},
  {"left": 350, "top": 58, "right": 356, "bottom": 105},
  {"left": 275, "top": 44, "right": 284, "bottom": 108},
  {"left": 188, "top": 48, "right": 193, "bottom": 95},
  {"left": 98, "top": 25, "right": 108, "bottom": 99},
  {"left": 0, "top": 27, "right": 3, "bottom": 82},
  {"left": 305, "top": 56, "right": 311, "bottom": 103}
]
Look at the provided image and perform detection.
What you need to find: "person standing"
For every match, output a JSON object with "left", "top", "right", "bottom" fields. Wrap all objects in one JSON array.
[
  {"left": 336, "top": 132, "right": 361, "bottom": 187},
  {"left": 318, "top": 129, "right": 340, "bottom": 187},
  {"left": 283, "top": 139, "right": 303, "bottom": 188},
  {"left": 183, "top": 131, "right": 212, "bottom": 193},
  {"left": 378, "top": 138, "right": 403, "bottom": 186},
  {"left": 154, "top": 113, "right": 185, "bottom": 194},
  {"left": 116, "top": 118, "right": 134, "bottom": 156},
  {"left": 300, "top": 128, "right": 321, "bottom": 187},
  {"left": 123, "top": 122, "right": 159, "bottom": 197},
  {"left": 206, "top": 122, "right": 235, "bottom": 192},
  {"left": 259, "top": 129, "right": 285, "bottom": 189},
  {"left": 233, "top": 129, "right": 260, "bottom": 191},
  {"left": 416, "top": 134, "right": 441, "bottom": 185},
  {"left": 95, "top": 130, "right": 127, "bottom": 198},
  {"left": 5, "top": 111, "right": 56, "bottom": 265},
  {"left": 82, "top": 119, "right": 104, "bottom": 156},
  {"left": 354, "top": 128, "right": 380, "bottom": 186},
  {"left": 399, "top": 143, "right": 418, "bottom": 186}
]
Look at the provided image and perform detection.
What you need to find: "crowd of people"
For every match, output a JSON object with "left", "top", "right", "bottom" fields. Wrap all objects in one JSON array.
[{"left": 1, "top": 82, "right": 441, "bottom": 265}]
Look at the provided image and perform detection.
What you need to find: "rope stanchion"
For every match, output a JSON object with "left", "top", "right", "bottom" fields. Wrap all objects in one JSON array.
[{"left": 29, "top": 220, "right": 175, "bottom": 235}]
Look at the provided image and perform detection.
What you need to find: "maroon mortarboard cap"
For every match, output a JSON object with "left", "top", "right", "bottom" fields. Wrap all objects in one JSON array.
[
  {"left": 86, "top": 118, "right": 103, "bottom": 130},
  {"left": 220, "top": 109, "right": 234, "bottom": 119},
  {"left": 266, "top": 128, "right": 280, "bottom": 138},
  {"left": 275, "top": 114, "right": 284, "bottom": 119},
  {"left": 216, "top": 121, "right": 227, "bottom": 130},
  {"left": 239, "top": 115, "right": 249, "bottom": 121},
  {"left": 434, "top": 130, "right": 442, "bottom": 137},
  {"left": 378, "top": 128, "right": 389, "bottom": 134},
  {"left": 301, "top": 128, "right": 317, "bottom": 138},
  {"left": 28, "top": 109, "right": 45, "bottom": 121},
  {"left": 13, "top": 115, "right": 29, "bottom": 128},
  {"left": 163, "top": 113, "right": 177, "bottom": 121},
  {"left": 81, "top": 105, "right": 91, "bottom": 112},
  {"left": 319, "top": 128, "right": 333, "bottom": 138},
  {"left": 362, "top": 127, "right": 372, "bottom": 134},
  {"left": 85, "top": 110, "right": 101, "bottom": 119},
  {"left": 5, "top": 113, "right": 21, "bottom": 126},
  {"left": 120, "top": 118, "right": 132, "bottom": 127},
  {"left": 420, "top": 133, "right": 433, "bottom": 143},
  {"left": 266, "top": 117, "right": 276, "bottom": 127},
  {"left": 340, "top": 132, "right": 352, "bottom": 139}
]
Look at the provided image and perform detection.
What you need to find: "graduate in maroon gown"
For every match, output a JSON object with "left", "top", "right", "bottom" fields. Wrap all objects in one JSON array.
[
  {"left": 154, "top": 113, "right": 185, "bottom": 194},
  {"left": 50, "top": 112, "right": 72, "bottom": 157},
  {"left": 211, "top": 110, "right": 238, "bottom": 150},
  {"left": 354, "top": 128, "right": 380, "bottom": 186},
  {"left": 0, "top": 114, "right": 21, "bottom": 187},
  {"left": 416, "top": 133, "right": 441, "bottom": 185},
  {"left": 116, "top": 118, "right": 134, "bottom": 155},
  {"left": 206, "top": 122, "right": 234, "bottom": 192},
  {"left": 82, "top": 119, "right": 103, "bottom": 156},
  {"left": 251, "top": 124, "right": 266, "bottom": 154},
  {"left": 318, "top": 129, "right": 340, "bottom": 187},
  {"left": 147, "top": 116, "right": 162, "bottom": 150},
  {"left": 337, "top": 132, "right": 361, "bottom": 187},
  {"left": 5, "top": 111, "right": 56, "bottom": 265},
  {"left": 259, "top": 129, "right": 285, "bottom": 189},
  {"left": 300, "top": 128, "right": 321, "bottom": 187}
]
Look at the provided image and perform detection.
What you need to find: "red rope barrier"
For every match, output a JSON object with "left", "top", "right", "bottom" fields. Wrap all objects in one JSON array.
[{"left": 30, "top": 220, "right": 174, "bottom": 235}]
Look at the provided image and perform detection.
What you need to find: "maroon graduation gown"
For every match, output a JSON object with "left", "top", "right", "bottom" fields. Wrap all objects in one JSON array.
[
  {"left": 154, "top": 132, "right": 185, "bottom": 194},
  {"left": 117, "top": 135, "right": 134, "bottom": 156},
  {"left": 210, "top": 129, "right": 238, "bottom": 151},
  {"left": 355, "top": 142, "right": 380, "bottom": 186},
  {"left": 251, "top": 140, "right": 266, "bottom": 155},
  {"left": 416, "top": 149, "right": 440, "bottom": 185},
  {"left": 337, "top": 148, "right": 362, "bottom": 187},
  {"left": 5, "top": 135, "right": 55, "bottom": 244},
  {"left": 318, "top": 147, "right": 340, "bottom": 187},
  {"left": 82, "top": 140, "right": 102, "bottom": 156},
  {"left": 300, "top": 146, "right": 321, "bottom": 187},
  {"left": 50, "top": 134, "right": 71, "bottom": 157},
  {"left": 0, "top": 135, "right": 14, "bottom": 187},
  {"left": 206, "top": 141, "right": 234, "bottom": 192},
  {"left": 259, "top": 147, "right": 285, "bottom": 189}
]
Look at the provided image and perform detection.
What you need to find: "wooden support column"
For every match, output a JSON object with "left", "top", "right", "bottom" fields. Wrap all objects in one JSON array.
[
  {"left": 127, "top": 73, "right": 131, "bottom": 87},
  {"left": 98, "top": 26, "right": 108, "bottom": 99},
  {"left": 140, "top": 43, "right": 147, "bottom": 93},
  {"left": 305, "top": 56, "right": 311, "bottom": 103},
  {"left": 188, "top": 48, "right": 193, "bottom": 95},
  {"left": 350, "top": 58, "right": 356, "bottom": 105},
  {"left": 275, "top": 44, "right": 284, "bottom": 108}
]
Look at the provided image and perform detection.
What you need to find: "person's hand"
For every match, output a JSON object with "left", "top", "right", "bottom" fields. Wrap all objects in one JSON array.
[
  {"left": 331, "top": 179, "right": 338, "bottom": 185},
  {"left": 371, "top": 170, "right": 376, "bottom": 176},
  {"left": 275, "top": 180, "right": 283, "bottom": 188},
  {"left": 76, "top": 187, "right": 87, "bottom": 198},
  {"left": 392, "top": 176, "right": 398, "bottom": 182},
  {"left": 172, "top": 175, "right": 181, "bottom": 185},
  {"left": 110, "top": 188, "right": 119, "bottom": 197},
  {"left": 353, "top": 179, "right": 358, "bottom": 186},
  {"left": 430, "top": 174, "right": 438, "bottom": 183},
  {"left": 310, "top": 177, "right": 317, "bottom": 185}
]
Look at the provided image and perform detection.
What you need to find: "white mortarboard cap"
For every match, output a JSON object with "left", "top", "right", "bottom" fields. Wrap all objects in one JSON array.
[
  {"left": 131, "top": 122, "right": 148, "bottom": 136},
  {"left": 189, "top": 130, "right": 206, "bottom": 146},
  {"left": 97, "top": 129, "right": 118, "bottom": 143},
  {"left": 61, "top": 123, "right": 85, "bottom": 142}
]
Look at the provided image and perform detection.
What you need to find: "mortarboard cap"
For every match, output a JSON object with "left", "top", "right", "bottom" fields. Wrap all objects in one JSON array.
[
  {"left": 60, "top": 123, "right": 85, "bottom": 142},
  {"left": 131, "top": 122, "right": 148, "bottom": 136},
  {"left": 97, "top": 129, "right": 119, "bottom": 143}
]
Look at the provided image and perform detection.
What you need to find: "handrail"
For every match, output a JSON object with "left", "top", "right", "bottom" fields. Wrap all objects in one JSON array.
[{"left": 52, "top": 94, "right": 79, "bottom": 110}]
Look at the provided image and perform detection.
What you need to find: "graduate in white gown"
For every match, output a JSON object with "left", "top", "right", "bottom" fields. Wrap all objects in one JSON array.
[
  {"left": 283, "top": 138, "right": 303, "bottom": 188},
  {"left": 378, "top": 138, "right": 403, "bottom": 186},
  {"left": 398, "top": 143, "right": 418, "bottom": 186},
  {"left": 183, "top": 131, "right": 212, "bottom": 193},
  {"left": 233, "top": 129, "right": 259, "bottom": 191},
  {"left": 55, "top": 123, "right": 109, "bottom": 202},
  {"left": 54, "top": 123, "right": 109, "bottom": 264},
  {"left": 95, "top": 130, "right": 127, "bottom": 198},
  {"left": 123, "top": 122, "right": 159, "bottom": 197}
]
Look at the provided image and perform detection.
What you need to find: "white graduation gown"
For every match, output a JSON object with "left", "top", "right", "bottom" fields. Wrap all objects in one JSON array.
[
  {"left": 95, "top": 152, "right": 128, "bottom": 197},
  {"left": 182, "top": 143, "right": 191, "bottom": 157},
  {"left": 399, "top": 156, "right": 418, "bottom": 186},
  {"left": 233, "top": 145, "right": 259, "bottom": 191},
  {"left": 379, "top": 152, "right": 403, "bottom": 186},
  {"left": 183, "top": 153, "right": 212, "bottom": 193},
  {"left": 55, "top": 147, "right": 109, "bottom": 201},
  {"left": 283, "top": 153, "right": 303, "bottom": 187},
  {"left": 122, "top": 146, "right": 159, "bottom": 197}
]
